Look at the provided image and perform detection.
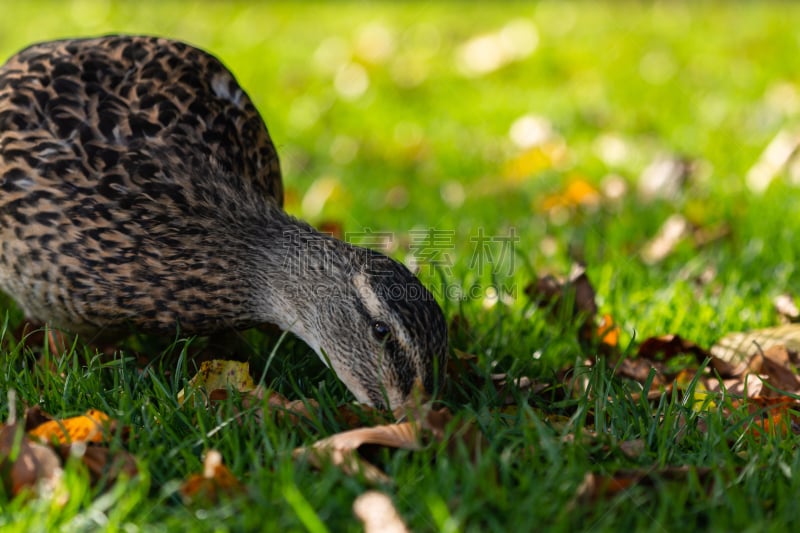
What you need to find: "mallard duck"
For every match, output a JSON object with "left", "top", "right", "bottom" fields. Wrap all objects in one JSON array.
[{"left": 0, "top": 35, "right": 448, "bottom": 409}]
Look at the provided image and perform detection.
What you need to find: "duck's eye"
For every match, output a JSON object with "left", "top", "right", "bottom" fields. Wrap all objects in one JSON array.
[{"left": 372, "top": 320, "right": 391, "bottom": 341}]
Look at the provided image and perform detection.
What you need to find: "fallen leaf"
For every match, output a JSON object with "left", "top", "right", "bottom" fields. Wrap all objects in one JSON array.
[
  {"left": 525, "top": 263, "right": 598, "bottom": 340},
  {"left": 246, "top": 385, "right": 319, "bottom": 425},
  {"left": 28, "top": 409, "right": 111, "bottom": 445},
  {"left": 293, "top": 422, "right": 420, "bottom": 483},
  {"left": 618, "top": 439, "right": 646, "bottom": 459},
  {"left": 613, "top": 356, "right": 668, "bottom": 386},
  {"left": 574, "top": 466, "right": 712, "bottom": 504},
  {"left": 178, "top": 360, "right": 255, "bottom": 404},
  {"left": 0, "top": 422, "right": 63, "bottom": 498},
  {"left": 540, "top": 177, "right": 601, "bottom": 211},
  {"left": 731, "top": 396, "right": 799, "bottom": 439},
  {"left": 751, "top": 345, "right": 800, "bottom": 396},
  {"left": 711, "top": 324, "right": 800, "bottom": 372},
  {"left": 180, "top": 450, "right": 244, "bottom": 505},
  {"left": 597, "top": 314, "right": 620, "bottom": 348},
  {"left": 23, "top": 406, "right": 53, "bottom": 432},
  {"left": 293, "top": 406, "right": 482, "bottom": 483},
  {"left": 636, "top": 335, "right": 709, "bottom": 364},
  {"left": 446, "top": 348, "right": 479, "bottom": 380},
  {"left": 59, "top": 443, "right": 138, "bottom": 488},
  {"left": 353, "top": 491, "right": 410, "bottom": 533}
]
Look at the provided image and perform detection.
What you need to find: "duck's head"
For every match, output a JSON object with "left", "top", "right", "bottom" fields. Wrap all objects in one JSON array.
[{"left": 299, "top": 248, "right": 448, "bottom": 410}]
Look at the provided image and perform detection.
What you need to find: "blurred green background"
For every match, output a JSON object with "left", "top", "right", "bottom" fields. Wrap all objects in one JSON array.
[{"left": 2, "top": 0, "right": 800, "bottom": 353}]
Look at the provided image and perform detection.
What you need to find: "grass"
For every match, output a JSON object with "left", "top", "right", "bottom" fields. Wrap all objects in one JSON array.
[{"left": 2, "top": 1, "right": 800, "bottom": 531}]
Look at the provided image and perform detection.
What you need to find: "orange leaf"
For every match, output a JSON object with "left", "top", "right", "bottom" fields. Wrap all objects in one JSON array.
[
  {"left": 28, "top": 409, "right": 110, "bottom": 445},
  {"left": 739, "top": 397, "right": 796, "bottom": 439},
  {"left": 597, "top": 314, "right": 619, "bottom": 347}
]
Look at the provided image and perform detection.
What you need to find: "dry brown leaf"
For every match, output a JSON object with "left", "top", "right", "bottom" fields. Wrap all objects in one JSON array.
[
  {"left": 614, "top": 356, "right": 668, "bottom": 385},
  {"left": 711, "top": 324, "right": 800, "bottom": 369},
  {"left": 574, "top": 466, "right": 711, "bottom": 504},
  {"left": 59, "top": 444, "right": 138, "bottom": 488},
  {"left": 293, "top": 422, "right": 420, "bottom": 484},
  {"left": 180, "top": 450, "right": 244, "bottom": 505},
  {"left": 0, "top": 422, "right": 63, "bottom": 498},
  {"left": 618, "top": 439, "right": 646, "bottom": 459},
  {"left": 636, "top": 334, "right": 709, "bottom": 363},
  {"left": 574, "top": 471, "right": 639, "bottom": 503},
  {"left": 614, "top": 334, "right": 709, "bottom": 385},
  {"left": 353, "top": 491, "right": 410, "bottom": 533},
  {"left": 755, "top": 345, "right": 800, "bottom": 396},
  {"left": 448, "top": 348, "right": 477, "bottom": 374},
  {"left": 246, "top": 385, "right": 319, "bottom": 425},
  {"left": 293, "top": 406, "right": 480, "bottom": 483},
  {"left": 23, "top": 406, "right": 53, "bottom": 432},
  {"left": 525, "top": 263, "right": 597, "bottom": 340}
]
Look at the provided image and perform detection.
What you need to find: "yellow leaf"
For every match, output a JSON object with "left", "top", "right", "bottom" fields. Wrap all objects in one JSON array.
[{"left": 178, "top": 360, "right": 255, "bottom": 404}]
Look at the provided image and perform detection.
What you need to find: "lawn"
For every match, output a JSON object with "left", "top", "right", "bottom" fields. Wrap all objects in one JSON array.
[{"left": 2, "top": 1, "right": 800, "bottom": 531}]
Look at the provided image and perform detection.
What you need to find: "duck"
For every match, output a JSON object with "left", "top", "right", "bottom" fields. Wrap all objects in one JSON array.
[{"left": 0, "top": 35, "right": 448, "bottom": 409}]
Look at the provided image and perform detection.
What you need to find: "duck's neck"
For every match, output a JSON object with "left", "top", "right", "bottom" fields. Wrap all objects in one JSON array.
[{"left": 239, "top": 204, "right": 353, "bottom": 352}]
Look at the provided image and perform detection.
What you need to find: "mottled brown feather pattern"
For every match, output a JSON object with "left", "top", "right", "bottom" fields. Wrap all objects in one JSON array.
[
  {"left": 0, "top": 35, "right": 448, "bottom": 408},
  {"left": 0, "top": 36, "right": 282, "bottom": 335}
]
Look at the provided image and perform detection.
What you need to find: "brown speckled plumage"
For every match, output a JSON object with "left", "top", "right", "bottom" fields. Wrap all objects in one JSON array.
[{"left": 0, "top": 36, "right": 447, "bottom": 408}]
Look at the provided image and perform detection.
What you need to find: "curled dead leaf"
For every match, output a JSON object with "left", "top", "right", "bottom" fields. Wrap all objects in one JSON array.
[
  {"left": 293, "top": 422, "right": 420, "bottom": 484},
  {"left": 293, "top": 405, "right": 482, "bottom": 483}
]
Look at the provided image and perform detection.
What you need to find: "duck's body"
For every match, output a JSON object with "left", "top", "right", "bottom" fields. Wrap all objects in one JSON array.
[{"left": 0, "top": 36, "right": 447, "bottom": 408}]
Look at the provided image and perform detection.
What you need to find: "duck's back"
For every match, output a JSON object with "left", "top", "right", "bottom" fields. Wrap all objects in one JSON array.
[
  {"left": 0, "top": 35, "right": 282, "bottom": 201},
  {"left": 0, "top": 35, "right": 284, "bottom": 335}
]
